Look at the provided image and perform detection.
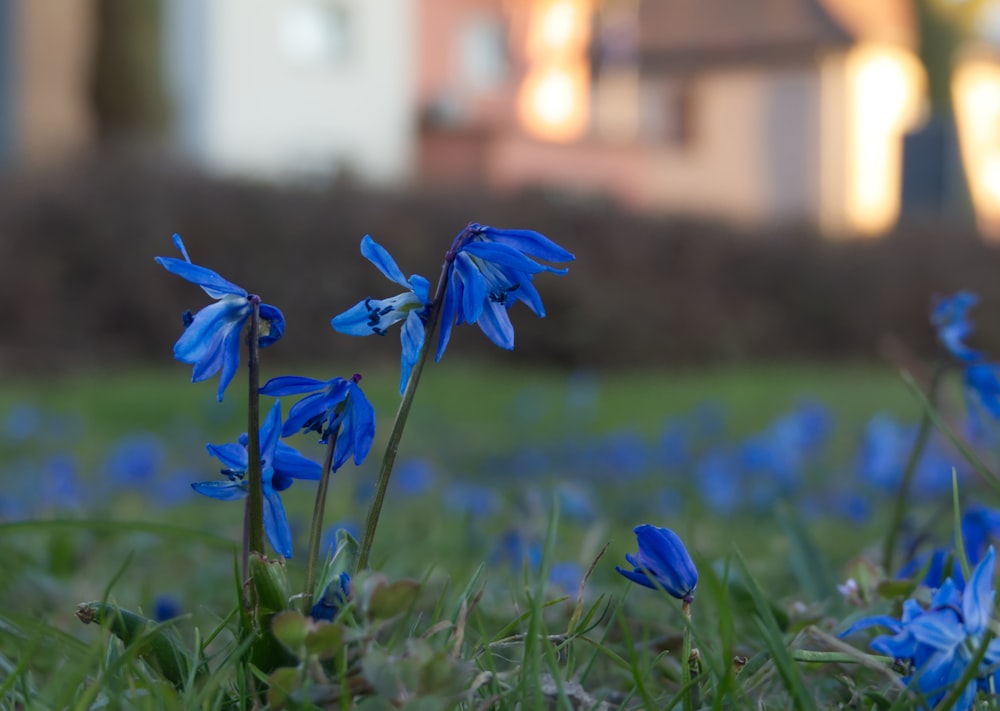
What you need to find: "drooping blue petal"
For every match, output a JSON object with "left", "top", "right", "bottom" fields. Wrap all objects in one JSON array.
[
  {"left": 346, "top": 382, "right": 376, "bottom": 466},
  {"left": 476, "top": 299, "right": 515, "bottom": 350},
  {"left": 473, "top": 225, "right": 576, "bottom": 263},
  {"left": 966, "top": 366, "right": 1000, "bottom": 418},
  {"left": 839, "top": 615, "right": 904, "bottom": 638},
  {"left": 455, "top": 252, "right": 486, "bottom": 324},
  {"left": 409, "top": 274, "right": 430, "bottom": 304},
  {"left": 174, "top": 296, "right": 250, "bottom": 369},
  {"left": 263, "top": 486, "right": 293, "bottom": 558},
  {"left": 435, "top": 268, "right": 461, "bottom": 361},
  {"left": 155, "top": 257, "right": 248, "bottom": 300},
  {"left": 272, "top": 441, "right": 323, "bottom": 489},
  {"left": 463, "top": 241, "right": 564, "bottom": 276},
  {"left": 260, "top": 376, "right": 326, "bottom": 397},
  {"left": 963, "top": 546, "right": 996, "bottom": 634},
  {"left": 214, "top": 319, "right": 248, "bottom": 402},
  {"left": 399, "top": 310, "right": 425, "bottom": 394},
  {"left": 259, "top": 401, "right": 284, "bottom": 479},
  {"left": 191, "top": 480, "right": 247, "bottom": 501},
  {"left": 361, "top": 235, "right": 411, "bottom": 289}
]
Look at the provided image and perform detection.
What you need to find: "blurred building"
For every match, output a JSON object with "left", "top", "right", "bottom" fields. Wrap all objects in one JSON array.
[
  {"left": 0, "top": 0, "right": 96, "bottom": 171},
  {"left": 5, "top": 0, "right": 1000, "bottom": 238},
  {"left": 419, "top": 0, "right": 930, "bottom": 236},
  {"left": 164, "top": 0, "right": 417, "bottom": 183}
]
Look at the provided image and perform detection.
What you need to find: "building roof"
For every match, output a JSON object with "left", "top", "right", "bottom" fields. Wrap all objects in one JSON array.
[{"left": 635, "top": 0, "right": 914, "bottom": 70}]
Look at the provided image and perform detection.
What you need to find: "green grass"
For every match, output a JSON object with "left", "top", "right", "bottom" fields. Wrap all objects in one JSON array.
[{"left": 0, "top": 362, "right": 974, "bottom": 709}]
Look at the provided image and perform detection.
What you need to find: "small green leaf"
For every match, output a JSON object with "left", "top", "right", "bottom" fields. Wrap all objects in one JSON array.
[
  {"left": 304, "top": 622, "right": 344, "bottom": 660},
  {"left": 267, "top": 666, "right": 299, "bottom": 709},
  {"left": 369, "top": 580, "right": 421, "bottom": 620},
  {"left": 271, "top": 610, "right": 309, "bottom": 653}
]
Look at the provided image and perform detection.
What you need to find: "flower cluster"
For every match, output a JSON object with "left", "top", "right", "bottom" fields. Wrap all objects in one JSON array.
[
  {"left": 843, "top": 548, "right": 1000, "bottom": 709},
  {"left": 932, "top": 291, "right": 1000, "bottom": 426},
  {"left": 331, "top": 225, "right": 575, "bottom": 393},
  {"left": 157, "top": 224, "right": 572, "bottom": 559}
]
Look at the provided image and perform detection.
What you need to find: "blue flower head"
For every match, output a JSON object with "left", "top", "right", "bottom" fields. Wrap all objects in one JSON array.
[
  {"left": 844, "top": 547, "right": 1000, "bottom": 709},
  {"left": 436, "top": 223, "right": 574, "bottom": 359},
  {"left": 331, "top": 236, "right": 430, "bottom": 394},
  {"left": 155, "top": 234, "right": 285, "bottom": 401},
  {"left": 259, "top": 373, "right": 375, "bottom": 472},
  {"left": 191, "top": 400, "right": 321, "bottom": 558},
  {"left": 310, "top": 571, "right": 352, "bottom": 621},
  {"left": 617, "top": 524, "right": 698, "bottom": 603},
  {"left": 932, "top": 291, "right": 981, "bottom": 362}
]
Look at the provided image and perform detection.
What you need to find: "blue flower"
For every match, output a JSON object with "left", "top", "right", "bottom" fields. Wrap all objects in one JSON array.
[
  {"left": 844, "top": 547, "right": 1000, "bottom": 709},
  {"left": 191, "top": 400, "right": 320, "bottom": 558},
  {"left": 932, "top": 291, "right": 981, "bottom": 362},
  {"left": 330, "top": 236, "right": 430, "bottom": 394},
  {"left": 310, "top": 571, "right": 352, "bottom": 621},
  {"left": 259, "top": 373, "right": 375, "bottom": 472},
  {"left": 437, "top": 223, "right": 574, "bottom": 358},
  {"left": 617, "top": 524, "right": 698, "bottom": 602},
  {"left": 155, "top": 234, "right": 285, "bottom": 401}
]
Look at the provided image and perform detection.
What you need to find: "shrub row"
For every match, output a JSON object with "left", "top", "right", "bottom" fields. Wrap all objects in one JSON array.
[{"left": 1, "top": 155, "right": 997, "bottom": 373}]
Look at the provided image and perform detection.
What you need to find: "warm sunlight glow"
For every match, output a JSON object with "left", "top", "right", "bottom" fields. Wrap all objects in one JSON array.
[
  {"left": 517, "top": 63, "right": 589, "bottom": 142},
  {"left": 954, "top": 59, "right": 1000, "bottom": 239},
  {"left": 519, "top": 0, "right": 592, "bottom": 142},
  {"left": 845, "top": 44, "right": 924, "bottom": 235},
  {"left": 526, "top": 0, "right": 590, "bottom": 58}
]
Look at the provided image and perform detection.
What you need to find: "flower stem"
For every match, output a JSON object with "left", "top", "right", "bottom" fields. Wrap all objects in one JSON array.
[
  {"left": 680, "top": 601, "right": 696, "bottom": 711},
  {"left": 356, "top": 260, "right": 451, "bottom": 571},
  {"left": 881, "top": 365, "right": 947, "bottom": 573},
  {"left": 301, "top": 426, "right": 340, "bottom": 613},
  {"left": 245, "top": 297, "right": 265, "bottom": 557}
]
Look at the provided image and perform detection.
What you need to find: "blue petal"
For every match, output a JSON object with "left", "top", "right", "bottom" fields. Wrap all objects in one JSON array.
[
  {"left": 171, "top": 233, "right": 192, "bottom": 263},
  {"left": 964, "top": 546, "right": 996, "bottom": 634},
  {"left": 455, "top": 252, "right": 486, "bottom": 323},
  {"left": 615, "top": 565, "right": 657, "bottom": 590},
  {"left": 409, "top": 274, "right": 431, "bottom": 304},
  {"left": 207, "top": 442, "right": 248, "bottom": 473},
  {"left": 174, "top": 296, "right": 249, "bottom": 365},
  {"left": 214, "top": 317, "right": 246, "bottom": 402},
  {"left": 399, "top": 311, "right": 425, "bottom": 394},
  {"left": 346, "top": 382, "right": 375, "bottom": 466},
  {"left": 273, "top": 441, "right": 323, "bottom": 482},
  {"left": 435, "top": 268, "right": 462, "bottom": 362},
  {"left": 282, "top": 390, "right": 335, "bottom": 437},
  {"left": 331, "top": 301, "right": 379, "bottom": 336},
  {"left": 263, "top": 486, "right": 293, "bottom": 558},
  {"left": 361, "top": 235, "right": 410, "bottom": 289},
  {"left": 510, "top": 276, "right": 546, "bottom": 318},
  {"left": 476, "top": 299, "right": 515, "bottom": 350},
  {"left": 155, "top": 256, "right": 248, "bottom": 300},
  {"left": 259, "top": 401, "right": 283, "bottom": 474},
  {"left": 838, "top": 615, "right": 904, "bottom": 638},
  {"left": 258, "top": 304, "right": 285, "bottom": 348},
  {"left": 475, "top": 226, "right": 575, "bottom": 263},
  {"left": 192, "top": 480, "right": 247, "bottom": 501},
  {"left": 464, "top": 241, "right": 560, "bottom": 275},
  {"left": 260, "top": 376, "right": 326, "bottom": 397},
  {"left": 908, "top": 610, "right": 965, "bottom": 649}
]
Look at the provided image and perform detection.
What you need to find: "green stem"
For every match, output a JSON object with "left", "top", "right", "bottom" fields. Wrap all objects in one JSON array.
[
  {"left": 882, "top": 366, "right": 947, "bottom": 574},
  {"left": 356, "top": 260, "right": 451, "bottom": 571},
  {"left": 246, "top": 297, "right": 264, "bottom": 557},
  {"left": 301, "top": 427, "right": 340, "bottom": 613},
  {"left": 680, "top": 601, "right": 695, "bottom": 711}
]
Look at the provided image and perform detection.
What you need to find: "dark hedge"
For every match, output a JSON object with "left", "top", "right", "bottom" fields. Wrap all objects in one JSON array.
[{"left": 1, "top": 155, "right": 997, "bottom": 374}]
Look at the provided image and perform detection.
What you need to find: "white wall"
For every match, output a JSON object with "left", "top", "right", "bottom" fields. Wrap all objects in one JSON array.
[{"left": 165, "top": 0, "right": 416, "bottom": 184}]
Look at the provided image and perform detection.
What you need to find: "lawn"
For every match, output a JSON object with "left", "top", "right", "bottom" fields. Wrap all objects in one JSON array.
[{"left": 0, "top": 361, "right": 988, "bottom": 708}]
